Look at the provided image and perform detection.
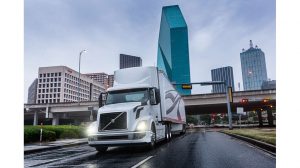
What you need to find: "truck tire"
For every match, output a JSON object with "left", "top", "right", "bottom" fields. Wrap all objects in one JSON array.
[
  {"left": 95, "top": 146, "right": 108, "bottom": 153},
  {"left": 148, "top": 124, "right": 156, "bottom": 149},
  {"left": 165, "top": 124, "right": 170, "bottom": 142},
  {"left": 168, "top": 124, "right": 172, "bottom": 140}
]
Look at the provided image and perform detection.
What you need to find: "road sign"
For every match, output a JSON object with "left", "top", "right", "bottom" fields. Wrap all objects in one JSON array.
[{"left": 237, "top": 107, "right": 246, "bottom": 115}]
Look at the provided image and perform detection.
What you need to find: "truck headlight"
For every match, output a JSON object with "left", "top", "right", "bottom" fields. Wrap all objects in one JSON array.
[
  {"left": 136, "top": 121, "right": 147, "bottom": 131},
  {"left": 87, "top": 122, "right": 97, "bottom": 135}
]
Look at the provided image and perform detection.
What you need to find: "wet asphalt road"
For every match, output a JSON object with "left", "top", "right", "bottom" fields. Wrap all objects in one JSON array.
[{"left": 24, "top": 129, "right": 275, "bottom": 168}]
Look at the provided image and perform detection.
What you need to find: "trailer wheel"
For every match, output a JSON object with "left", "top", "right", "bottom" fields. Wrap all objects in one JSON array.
[
  {"left": 168, "top": 124, "right": 172, "bottom": 140},
  {"left": 165, "top": 124, "right": 170, "bottom": 142},
  {"left": 95, "top": 146, "right": 108, "bottom": 153}
]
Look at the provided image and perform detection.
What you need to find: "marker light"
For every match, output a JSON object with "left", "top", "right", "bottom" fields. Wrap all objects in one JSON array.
[{"left": 137, "top": 121, "right": 147, "bottom": 131}]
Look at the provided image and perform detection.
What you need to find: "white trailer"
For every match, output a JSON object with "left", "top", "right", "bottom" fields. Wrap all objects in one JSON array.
[{"left": 87, "top": 66, "right": 186, "bottom": 152}]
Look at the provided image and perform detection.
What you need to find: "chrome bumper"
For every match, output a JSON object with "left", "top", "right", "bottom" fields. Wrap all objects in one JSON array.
[{"left": 88, "top": 131, "right": 152, "bottom": 146}]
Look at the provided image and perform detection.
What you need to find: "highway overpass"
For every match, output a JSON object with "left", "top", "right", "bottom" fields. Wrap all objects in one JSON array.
[{"left": 24, "top": 89, "right": 275, "bottom": 125}]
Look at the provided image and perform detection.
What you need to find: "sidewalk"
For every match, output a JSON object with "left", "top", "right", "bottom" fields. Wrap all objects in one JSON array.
[{"left": 24, "top": 138, "right": 88, "bottom": 154}]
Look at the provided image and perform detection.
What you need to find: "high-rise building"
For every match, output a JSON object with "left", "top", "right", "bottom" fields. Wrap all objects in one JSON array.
[
  {"left": 157, "top": 5, "right": 191, "bottom": 95},
  {"left": 261, "top": 80, "right": 276, "bottom": 90},
  {"left": 240, "top": 40, "right": 268, "bottom": 90},
  {"left": 27, "top": 78, "right": 38, "bottom": 104},
  {"left": 108, "top": 75, "right": 114, "bottom": 88},
  {"left": 85, "top": 73, "right": 108, "bottom": 89},
  {"left": 36, "top": 66, "right": 105, "bottom": 104},
  {"left": 211, "top": 66, "right": 235, "bottom": 93},
  {"left": 120, "top": 54, "right": 142, "bottom": 69}
]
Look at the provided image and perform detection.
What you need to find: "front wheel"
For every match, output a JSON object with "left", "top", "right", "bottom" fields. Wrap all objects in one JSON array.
[{"left": 148, "top": 124, "right": 156, "bottom": 149}]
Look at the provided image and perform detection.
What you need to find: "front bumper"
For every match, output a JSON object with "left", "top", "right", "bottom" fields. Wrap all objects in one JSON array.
[{"left": 88, "top": 131, "right": 152, "bottom": 147}]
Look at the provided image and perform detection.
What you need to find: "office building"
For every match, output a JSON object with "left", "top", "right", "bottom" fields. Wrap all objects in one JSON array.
[
  {"left": 27, "top": 78, "right": 38, "bottom": 104},
  {"left": 120, "top": 54, "right": 142, "bottom": 69},
  {"left": 85, "top": 73, "right": 108, "bottom": 89},
  {"left": 157, "top": 5, "right": 191, "bottom": 95},
  {"left": 240, "top": 40, "right": 268, "bottom": 90},
  {"left": 108, "top": 74, "right": 114, "bottom": 88},
  {"left": 261, "top": 80, "right": 276, "bottom": 90},
  {"left": 211, "top": 66, "right": 235, "bottom": 93},
  {"left": 36, "top": 66, "right": 105, "bottom": 104}
]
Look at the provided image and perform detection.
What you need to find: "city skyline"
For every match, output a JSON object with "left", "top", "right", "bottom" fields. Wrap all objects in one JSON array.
[{"left": 24, "top": 0, "right": 276, "bottom": 101}]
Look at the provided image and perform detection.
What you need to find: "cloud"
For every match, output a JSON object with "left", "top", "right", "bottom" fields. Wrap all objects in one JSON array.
[{"left": 24, "top": 0, "right": 275, "bottom": 100}]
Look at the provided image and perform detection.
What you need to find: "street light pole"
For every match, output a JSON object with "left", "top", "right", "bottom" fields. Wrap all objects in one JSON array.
[
  {"left": 225, "top": 85, "right": 233, "bottom": 129},
  {"left": 78, "top": 49, "right": 87, "bottom": 103}
]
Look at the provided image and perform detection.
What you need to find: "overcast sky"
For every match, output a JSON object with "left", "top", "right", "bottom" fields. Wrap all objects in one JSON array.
[{"left": 24, "top": 0, "right": 276, "bottom": 102}]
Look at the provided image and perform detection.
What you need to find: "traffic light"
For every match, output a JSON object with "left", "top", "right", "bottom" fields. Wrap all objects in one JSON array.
[
  {"left": 241, "top": 99, "right": 248, "bottom": 103},
  {"left": 262, "top": 99, "right": 270, "bottom": 103},
  {"left": 182, "top": 84, "right": 192, "bottom": 89}
]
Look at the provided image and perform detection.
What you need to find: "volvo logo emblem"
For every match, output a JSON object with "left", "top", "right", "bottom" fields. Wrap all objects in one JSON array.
[{"left": 111, "top": 119, "right": 115, "bottom": 123}]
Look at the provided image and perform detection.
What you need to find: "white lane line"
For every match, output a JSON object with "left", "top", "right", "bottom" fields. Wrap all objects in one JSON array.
[{"left": 131, "top": 156, "right": 154, "bottom": 168}]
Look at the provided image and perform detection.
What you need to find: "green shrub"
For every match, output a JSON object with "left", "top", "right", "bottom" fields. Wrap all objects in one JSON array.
[
  {"left": 42, "top": 130, "right": 56, "bottom": 142},
  {"left": 59, "top": 130, "right": 79, "bottom": 139},
  {"left": 24, "top": 127, "right": 56, "bottom": 143},
  {"left": 24, "top": 125, "right": 86, "bottom": 143}
]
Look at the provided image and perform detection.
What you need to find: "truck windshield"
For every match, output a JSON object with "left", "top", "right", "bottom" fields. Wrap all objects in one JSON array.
[{"left": 106, "top": 88, "right": 149, "bottom": 105}]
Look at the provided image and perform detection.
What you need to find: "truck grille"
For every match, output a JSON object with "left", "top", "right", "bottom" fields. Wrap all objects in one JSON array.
[{"left": 99, "top": 112, "right": 127, "bottom": 131}]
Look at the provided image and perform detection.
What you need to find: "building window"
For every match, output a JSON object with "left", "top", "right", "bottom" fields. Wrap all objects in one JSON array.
[{"left": 47, "top": 73, "right": 50, "bottom": 77}]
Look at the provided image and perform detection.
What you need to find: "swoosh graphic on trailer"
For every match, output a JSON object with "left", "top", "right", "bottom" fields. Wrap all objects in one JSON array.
[{"left": 166, "top": 96, "right": 181, "bottom": 114}]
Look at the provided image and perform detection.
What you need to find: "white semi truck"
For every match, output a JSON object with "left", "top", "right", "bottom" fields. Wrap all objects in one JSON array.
[{"left": 87, "top": 66, "right": 186, "bottom": 152}]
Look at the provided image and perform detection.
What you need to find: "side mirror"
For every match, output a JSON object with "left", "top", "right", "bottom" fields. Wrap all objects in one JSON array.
[
  {"left": 150, "top": 88, "right": 160, "bottom": 105},
  {"left": 98, "top": 92, "right": 107, "bottom": 108}
]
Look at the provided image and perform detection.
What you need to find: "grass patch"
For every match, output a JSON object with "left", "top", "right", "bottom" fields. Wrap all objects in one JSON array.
[
  {"left": 24, "top": 125, "right": 86, "bottom": 143},
  {"left": 221, "top": 128, "right": 276, "bottom": 145}
]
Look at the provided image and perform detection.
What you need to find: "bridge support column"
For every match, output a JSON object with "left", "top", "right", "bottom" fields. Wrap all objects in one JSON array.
[
  {"left": 256, "top": 110, "right": 263, "bottom": 127},
  {"left": 267, "top": 108, "right": 274, "bottom": 126},
  {"left": 33, "top": 111, "right": 38, "bottom": 126},
  {"left": 52, "top": 114, "right": 59, "bottom": 125}
]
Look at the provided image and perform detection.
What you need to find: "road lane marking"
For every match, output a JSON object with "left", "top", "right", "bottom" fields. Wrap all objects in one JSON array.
[{"left": 131, "top": 156, "right": 154, "bottom": 168}]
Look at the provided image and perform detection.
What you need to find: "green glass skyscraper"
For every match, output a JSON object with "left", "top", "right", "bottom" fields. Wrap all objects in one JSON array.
[{"left": 157, "top": 5, "right": 191, "bottom": 95}]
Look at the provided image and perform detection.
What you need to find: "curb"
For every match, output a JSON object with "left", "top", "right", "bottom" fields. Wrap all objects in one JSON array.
[
  {"left": 24, "top": 141, "right": 87, "bottom": 155},
  {"left": 220, "top": 132, "right": 276, "bottom": 154}
]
